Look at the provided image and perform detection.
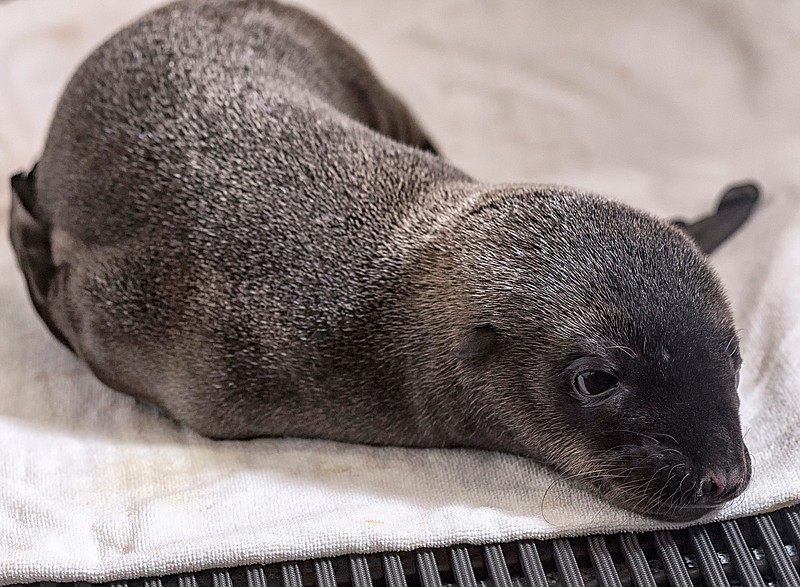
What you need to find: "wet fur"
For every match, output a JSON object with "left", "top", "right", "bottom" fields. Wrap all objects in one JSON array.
[{"left": 9, "top": 0, "right": 752, "bottom": 520}]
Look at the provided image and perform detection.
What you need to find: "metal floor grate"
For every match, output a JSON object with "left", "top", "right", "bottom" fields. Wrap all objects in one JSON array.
[{"left": 17, "top": 504, "right": 800, "bottom": 587}]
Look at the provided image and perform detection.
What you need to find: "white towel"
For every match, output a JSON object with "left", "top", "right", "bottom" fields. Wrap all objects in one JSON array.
[{"left": 1, "top": 0, "right": 799, "bottom": 583}]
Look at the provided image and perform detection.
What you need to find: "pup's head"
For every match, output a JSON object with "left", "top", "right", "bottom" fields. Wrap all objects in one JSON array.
[{"left": 446, "top": 186, "right": 750, "bottom": 521}]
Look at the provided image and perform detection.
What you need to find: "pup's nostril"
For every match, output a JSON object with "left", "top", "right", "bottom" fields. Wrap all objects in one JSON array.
[
  {"left": 698, "top": 475, "right": 724, "bottom": 499},
  {"left": 697, "top": 468, "right": 745, "bottom": 504}
]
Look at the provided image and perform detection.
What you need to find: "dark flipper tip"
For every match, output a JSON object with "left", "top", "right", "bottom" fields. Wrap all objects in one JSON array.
[{"left": 718, "top": 182, "right": 760, "bottom": 211}]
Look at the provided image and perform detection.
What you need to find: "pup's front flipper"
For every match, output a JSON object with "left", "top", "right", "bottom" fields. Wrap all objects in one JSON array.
[
  {"left": 672, "top": 183, "right": 760, "bottom": 254},
  {"left": 8, "top": 165, "right": 74, "bottom": 351}
]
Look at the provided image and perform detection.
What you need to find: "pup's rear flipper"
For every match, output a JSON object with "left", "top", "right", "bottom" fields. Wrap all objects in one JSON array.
[
  {"left": 8, "top": 165, "right": 74, "bottom": 351},
  {"left": 672, "top": 183, "right": 760, "bottom": 254}
]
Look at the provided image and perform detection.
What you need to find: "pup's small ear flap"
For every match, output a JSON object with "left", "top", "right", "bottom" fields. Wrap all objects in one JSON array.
[
  {"left": 10, "top": 163, "right": 39, "bottom": 215},
  {"left": 456, "top": 325, "right": 498, "bottom": 360},
  {"left": 672, "top": 182, "right": 760, "bottom": 254}
]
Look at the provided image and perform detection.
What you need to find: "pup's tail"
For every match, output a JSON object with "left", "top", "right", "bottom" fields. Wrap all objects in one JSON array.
[{"left": 8, "top": 165, "right": 74, "bottom": 351}]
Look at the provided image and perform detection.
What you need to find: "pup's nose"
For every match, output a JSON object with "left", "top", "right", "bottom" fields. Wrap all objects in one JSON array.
[{"left": 695, "top": 467, "right": 748, "bottom": 505}]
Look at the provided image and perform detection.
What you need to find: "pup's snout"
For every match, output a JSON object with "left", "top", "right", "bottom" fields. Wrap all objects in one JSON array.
[
  {"left": 695, "top": 466, "right": 748, "bottom": 505},
  {"left": 613, "top": 438, "right": 751, "bottom": 519}
]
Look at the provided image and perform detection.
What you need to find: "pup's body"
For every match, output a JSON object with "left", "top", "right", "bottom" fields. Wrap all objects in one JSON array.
[{"left": 10, "top": 0, "right": 753, "bottom": 520}]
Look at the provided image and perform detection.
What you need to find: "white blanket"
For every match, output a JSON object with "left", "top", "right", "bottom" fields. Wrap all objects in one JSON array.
[{"left": 1, "top": 0, "right": 799, "bottom": 583}]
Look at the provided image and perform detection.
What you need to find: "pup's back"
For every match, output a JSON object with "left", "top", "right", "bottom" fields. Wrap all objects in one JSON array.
[
  {"left": 39, "top": 0, "right": 445, "bottom": 241},
  {"left": 12, "top": 0, "right": 464, "bottom": 438}
]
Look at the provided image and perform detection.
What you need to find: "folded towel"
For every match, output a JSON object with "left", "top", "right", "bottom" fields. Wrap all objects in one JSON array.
[{"left": 1, "top": 0, "right": 799, "bottom": 583}]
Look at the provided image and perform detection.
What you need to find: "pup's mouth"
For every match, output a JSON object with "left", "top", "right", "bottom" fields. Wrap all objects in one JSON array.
[
  {"left": 623, "top": 500, "right": 720, "bottom": 523},
  {"left": 577, "top": 449, "right": 751, "bottom": 523},
  {"left": 590, "top": 479, "right": 723, "bottom": 522}
]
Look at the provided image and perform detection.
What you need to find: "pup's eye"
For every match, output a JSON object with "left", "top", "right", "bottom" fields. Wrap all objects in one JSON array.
[{"left": 574, "top": 370, "right": 618, "bottom": 396}]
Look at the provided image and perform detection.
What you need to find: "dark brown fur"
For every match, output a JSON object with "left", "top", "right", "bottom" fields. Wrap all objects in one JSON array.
[{"left": 9, "top": 0, "right": 751, "bottom": 521}]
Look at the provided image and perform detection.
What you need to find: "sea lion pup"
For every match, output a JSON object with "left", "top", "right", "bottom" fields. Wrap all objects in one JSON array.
[{"left": 9, "top": 0, "right": 754, "bottom": 522}]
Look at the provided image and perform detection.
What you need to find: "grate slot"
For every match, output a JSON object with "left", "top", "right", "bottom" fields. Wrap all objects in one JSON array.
[
  {"left": 416, "top": 552, "right": 443, "bottom": 587},
  {"left": 349, "top": 557, "right": 374, "bottom": 587},
  {"left": 178, "top": 575, "right": 199, "bottom": 587},
  {"left": 383, "top": 555, "right": 409, "bottom": 587},
  {"left": 587, "top": 536, "right": 622, "bottom": 587},
  {"left": 483, "top": 545, "right": 513, "bottom": 587},
  {"left": 653, "top": 531, "right": 691, "bottom": 587},
  {"left": 144, "top": 581, "right": 163, "bottom": 587},
  {"left": 552, "top": 538, "right": 586, "bottom": 587},
  {"left": 247, "top": 567, "right": 269, "bottom": 587},
  {"left": 517, "top": 542, "right": 549, "bottom": 587},
  {"left": 449, "top": 548, "right": 478, "bottom": 587},
  {"left": 688, "top": 527, "right": 728, "bottom": 587},
  {"left": 620, "top": 533, "right": 656, "bottom": 587},
  {"left": 786, "top": 509, "right": 800, "bottom": 552},
  {"left": 754, "top": 515, "right": 800, "bottom": 587},
  {"left": 314, "top": 561, "right": 338, "bottom": 587},
  {"left": 282, "top": 564, "right": 304, "bottom": 587},
  {"left": 213, "top": 572, "right": 232, "bottom": 587},
  {"left": 719, "top": 520, "right": 765, "bottom": 587}
]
